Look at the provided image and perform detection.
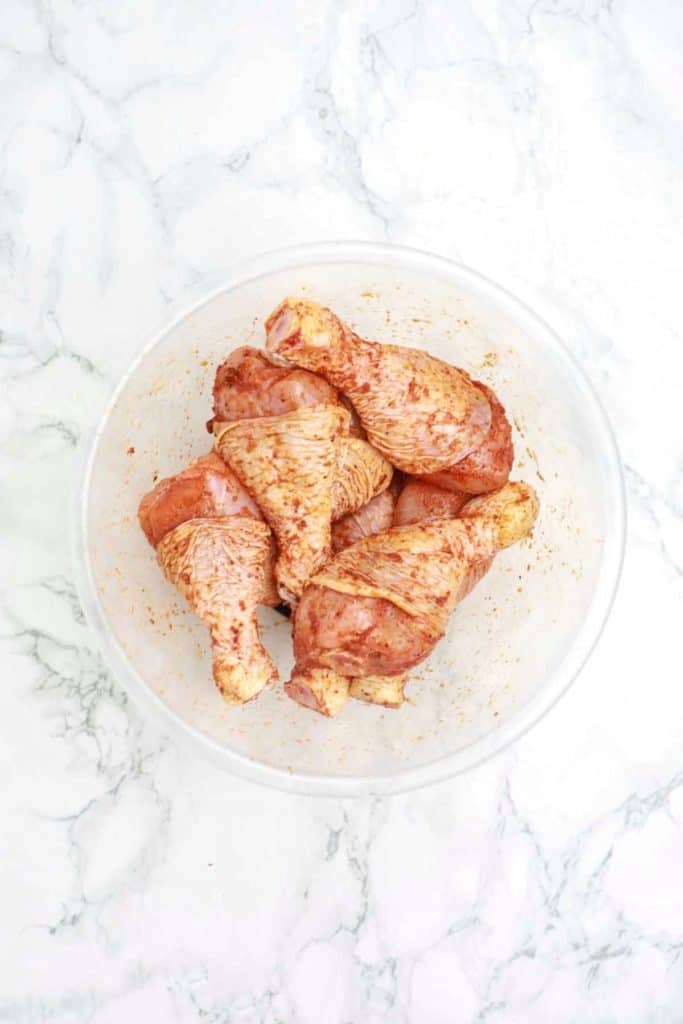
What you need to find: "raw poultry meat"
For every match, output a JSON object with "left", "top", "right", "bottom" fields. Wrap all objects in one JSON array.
[
  {"left": 419, "top": 379, "right": 513, "bottom": 494},
  {"left": 138, "top": 302, "right": 539, "bottom": 717},
  {"left": 213, "top": 348, "right": 390, "bottom": 520},
  {"left": 211, "top": 346, "right": 392, "bottom": 601},
  {"left": 284, "top": 479, "right": 533, "bottom": 716},
  {"left": 292, "top": 482, "right": 539, "bottom": 683},
  {"left": 139, "top": 453, "right": 260, "bottom": 546},
  {"left": 137, "top": 453, "right": 278, "bottom": 606},
  {"left": 138, "top": 454, "right": 278, "bottom": 702},
  {"left": 214, "top": 404, "right": 348, "bottom": 601},
  {"left": 265, "top": 298, "right": 492, "bottom": 474},
  {"left": 157, "top": 516, "right": 277, "bottom": 703},
  {"left": 332, "top": 487, "right": 397, "bottom": 553},
  {"left": 331, "top": 438, "right": 393, "bottom": 523},
  {"left": 211, "top": 346, "right": 341, "bottom": 424},
  {"left": 393, "top": 478, "right": 469, "bottom": 527}
]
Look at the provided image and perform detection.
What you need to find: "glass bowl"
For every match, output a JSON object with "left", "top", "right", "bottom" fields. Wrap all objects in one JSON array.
[{"left": 74, "top": 242, "right": 625, "bottom": 796}]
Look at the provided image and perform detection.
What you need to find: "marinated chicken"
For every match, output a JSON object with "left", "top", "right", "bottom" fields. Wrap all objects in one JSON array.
[
  {"left": 420, "top": 380, "right": 513, "bottom": 494},
  {"left": 138, "top": 297, "right": 540, "bottom": 718},
  {"left": 265, "top": 298, "right": 492, "bottom": 474},
  {"left": 139, "top": 453, "right": 261, "bottom": 546},
  {"left": 332, "top": 487, "right": 397, "bottom": 552},
  {"left": 138, "top": 453, "right": 278, "bottom": 605},
  {"left": 331, "top": 439, "right": 393, "bottom": 523},
  {"left": 212, "top": 346, "right": 341, "bottom": 424},
  {"left": 292, "top": 482, "right": 539, "bottom": 681},
  {"left": 211, "top": 346, "right": 392, "bottom": 601},
  {"left": 158, "top": 516, "right": 277, "bottom": 703},
  {"left": 393, "top": 478, "right": 469, "bottom": 527},
  {"left": 214, "top": 404, "right": 348, "bottom": 602},
  {"left": 138, "top": 454, "right": 278, "bottom": 702}
]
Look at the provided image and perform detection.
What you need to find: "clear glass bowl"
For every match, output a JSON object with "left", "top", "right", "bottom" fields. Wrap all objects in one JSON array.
[{"left": 74, "top": 242, "right": 625, "bottom": 796}]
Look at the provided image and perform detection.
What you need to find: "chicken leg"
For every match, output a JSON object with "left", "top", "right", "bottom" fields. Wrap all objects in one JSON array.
[
  {"left": 292, "top": 481, "right": 539, "bottom": 680},
  {"left": 138, "top": 452, "right": 278, "bottom": 606},
  {"left": 211, "top": 347, "right": 393, "bottom": 601},
  {"left": 157, "top": 516, "right": 278, "bottom": 703},
  {"left": 265, "top": 298, "right": 492, "bottom": 474},
  {"left": 214, "top": 404, "right": 348, "bottom": 601},
  {"left": 419, "top": 380, "right": 513, "bottom": 494}
]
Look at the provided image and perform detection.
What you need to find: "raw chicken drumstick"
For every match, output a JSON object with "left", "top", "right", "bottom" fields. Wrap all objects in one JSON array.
[
  {"left": 213, "top": 347, "right": 391, "bottom": 519},
  {"left": 331, "top": 438, "right": 393, "bottom": 523},
  {"left": 332, "top": 487, "right": 398, "bottom": 553},
  {"left": 138, "top": 452, "right": 278, "bottom": 606},
  {"left": 139, "top": 452, "right": 257, "bottom": 541},
  {"left": 211, "top": 345, "right": 342, "bottom": 425},
  {"left": 282, "top": 483, "right": 532, "bottom": 716},
  {"left": 419, "top": 380, "right": 513, "bottom": 494},
  {"left": 138, "top": 454, "right": 278, "bottom": 703},
  {"left": 349, "top": 477, "right": 483, "bottom": 707},
  {"left": 291, "top": 482, "right": 539, "bottom": 694},
  {"left": 265, "top": 298, "right": 492, "bottom": 475},
  {"left": 214, "top": 404, "right": 347, "bottom": 602},
  {"left": 305, "top": 484, "right": 402, "bottom": 713},
  {"left": 286, "top": 476, "right": 513, "bottom": 715},
  {"left": 211, "top": 347, "right": 392, "bottom": 601},
  {"left": 393, "top": 478, "right": 469, "bottom": 527}
]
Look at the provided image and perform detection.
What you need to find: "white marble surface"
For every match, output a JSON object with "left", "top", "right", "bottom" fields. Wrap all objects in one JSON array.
[{"left": 1, "top": 0, "right": 682, "bottom": 1020}]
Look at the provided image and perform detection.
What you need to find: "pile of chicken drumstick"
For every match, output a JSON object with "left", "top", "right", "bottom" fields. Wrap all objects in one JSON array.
[{"left": 138, "top": 298, "right": 539, "bottom": 717}]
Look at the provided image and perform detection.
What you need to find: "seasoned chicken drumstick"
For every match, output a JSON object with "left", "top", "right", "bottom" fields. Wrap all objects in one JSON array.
[
  {"left": 214, "top": 404, "right": 348, "bottom": 602},
  {"left": 212, "top": 347, "right": 392, "bottom": 601},
  {"left": 332, "top": 487, "right": 398, "bottom": 553},
  {"left": 287, "top": 479, "right": 401, "bottom": 716},
  {"left": 211, "top": 345, "right": 342, "bottom": 425},
  {"left": 292, "top": 482, "right": 539, "bottom": 684},
  {"left": 265, "top": 298, "right": 492, "bottom": 474},
  {"left": 139, "top": 452, "right": 256, "bottom": 539},
  {"left": 138, "top": 454, "right": 278, "bottom": 702},
  {"left": 285, "top": 480, "right": 533, "bottom": 716},
  {"left": 419, "top": 380, "right": 513, "bottom": 495},
  {"left": 331, "top": 436, "right": 393, "bottom": 521},
  {"left": 158, "top": 517, "right": 277, "bottom": 703},
  {"left": 393, "top": 478, "right": 469, "bottom": 527},
  {"left": 213, "top": 347, "right": 391, "bottom": 520}
]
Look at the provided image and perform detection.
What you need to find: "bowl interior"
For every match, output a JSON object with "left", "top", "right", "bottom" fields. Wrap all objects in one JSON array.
[{"left": 83, "top": 248, "right": 622, "bottom": 792}]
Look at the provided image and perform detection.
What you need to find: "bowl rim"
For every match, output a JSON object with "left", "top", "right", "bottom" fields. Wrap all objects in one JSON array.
[{"left": 73, "top": 240, "right": 626, "bottom": 796}]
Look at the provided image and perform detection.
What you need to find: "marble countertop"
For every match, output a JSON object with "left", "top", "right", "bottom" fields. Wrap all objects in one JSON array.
[{"left": 1, "top": 1, "right": 681, "bottom": 1021}]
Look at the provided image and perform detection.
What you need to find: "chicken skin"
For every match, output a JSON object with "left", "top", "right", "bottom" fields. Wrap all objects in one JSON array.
[
  {"left": 420, "top": 380, "right": 513, "bottom": 494},
  {"left": 286, "top": 481, "right": 399, "bottom": 716},
  {"left": 393, "top": 478, "right": 469, "bottom": 527},
  {"left": 331, "top": 438, "right": 393, "bottom": 523},
  {"left": 211, "top": 346, "right": 392, "bottom": 601},
  {"left": 214, "top": 404, "right": 348, "bottom": 602},
  {"left": 265, "top": 298, "right": 492, "bottom": 475},
  {"left": 138, "top": 453, "right": 279, "bottom": 606},
  {"left": 138, "top": 455, "right": 278, "bottom": 702},
  {"left": 213, "top": 347, "right": 391, "bottom": 521},
  {"left": 332, "top": 487, "right": 397, "bottom": 552},
  {"left": 157, "top": 516, "right": 277, "bottom": 702},
  {"left": 212, "top": 346, "right": 341, "bottom": 424},
  {"left": 292, "top": 482, "right": 539, "bottom": 681},
  {"left": 138, "top": 453, "right": 261, "bottom": 547}
]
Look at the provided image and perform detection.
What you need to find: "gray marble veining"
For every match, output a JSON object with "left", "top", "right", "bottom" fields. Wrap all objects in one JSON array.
[{"left": 1, "top": 1, "right": 682, "bottom": 1020}]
